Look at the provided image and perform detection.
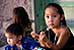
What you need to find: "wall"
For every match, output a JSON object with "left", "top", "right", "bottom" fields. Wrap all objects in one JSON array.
[{"left": 0, "top": 0, "right": 33, "bottom": 47}]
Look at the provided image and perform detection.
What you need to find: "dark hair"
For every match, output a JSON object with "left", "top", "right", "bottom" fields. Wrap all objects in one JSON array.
[
  {"left": 43, "top": 3, "right": 67, "bottom": 26},
  {"left": 13, "top": 7, "right": 31, "bottom": 28},
  {"left": 6, "top": 23, "right": 24, "bottom": 36}
]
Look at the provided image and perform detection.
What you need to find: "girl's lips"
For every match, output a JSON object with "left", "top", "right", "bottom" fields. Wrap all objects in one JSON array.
[
  {"left": 49, "top": 23, "right": 54, "bottom": 25},
  {"left": 49, "top": 24, "right": 54, "bottom": 26}
]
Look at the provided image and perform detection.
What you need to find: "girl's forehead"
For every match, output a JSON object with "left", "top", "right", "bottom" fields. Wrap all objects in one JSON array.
[
  {"left": 5, "top": 32, "right": 16, "bottom": 37},
  {"left": 45, "top": 6, "right": 58, "bottom": 13},
  {"left": 45, "top": 7, "right": 59, "bottom": 15}
]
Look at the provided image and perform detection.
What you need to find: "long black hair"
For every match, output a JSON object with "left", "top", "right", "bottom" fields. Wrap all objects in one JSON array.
[
  {"left": 13, "top": 7, "right": 32, "bottom": 36},
  {"left": 13, "top": 7, "right": 31, "bottom": 28},
  {"left": 43, "top": 3, "right": 67, "bottom": 26}
]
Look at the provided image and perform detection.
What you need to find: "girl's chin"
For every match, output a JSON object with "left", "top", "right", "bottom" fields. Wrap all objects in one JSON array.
[
  {"left": 9, "top": 43, "right": 15, "bottom": 46},
  {"left": 48, "top": 25, "right": 53, "bottom": 28}
]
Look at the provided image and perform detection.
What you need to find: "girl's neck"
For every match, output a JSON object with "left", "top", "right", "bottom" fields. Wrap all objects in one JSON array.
[{"left": 50, "top": 25, "right": 61, "bottom": 36}]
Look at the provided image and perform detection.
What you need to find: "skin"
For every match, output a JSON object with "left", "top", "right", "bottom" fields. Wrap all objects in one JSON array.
[
  {"left": 44, "top": 6, "right": 61, "bottom": 29},
  {"left": 5, "top": 32, "right": 22, "bottom": 50},
  {"left": 31, "top": 6, "right": 70, "bottom": 50}
]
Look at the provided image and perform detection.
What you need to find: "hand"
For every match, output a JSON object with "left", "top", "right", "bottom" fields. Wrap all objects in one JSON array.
[
  {"left": 31, "top": 31, "right": 39, "bottom": 40},
  {"left": 39, "top": 31, "right": 48, "bottom": 42},
  {"left": 31, "top": 31, "right": 51, "bottom": 47},
  {"left": 38, "top": 31, "right": 48, "bottom": 47}
]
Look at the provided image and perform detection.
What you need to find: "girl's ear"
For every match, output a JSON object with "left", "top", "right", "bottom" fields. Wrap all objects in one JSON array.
[{"left": 61, "top": 14, "right": 64, "bottom": 20}]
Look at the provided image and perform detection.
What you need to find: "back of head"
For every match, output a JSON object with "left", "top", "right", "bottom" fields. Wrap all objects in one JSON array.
[
  {"left": 6, "top": 23, "right": 24, "bottom": 36},
  {"left": 13, "top": 6, "right": 31, "bottom": 28}
]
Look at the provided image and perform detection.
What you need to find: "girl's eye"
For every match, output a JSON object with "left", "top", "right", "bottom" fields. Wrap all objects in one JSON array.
[
  {"left": 53, "top": 15, "right": 56, "bottom": 18},
  {"left": 46, "top": 15, "right": 57, "bottom": 18},
  {"left": 46, "top": 16, "right": 49, "bottom": 18}
]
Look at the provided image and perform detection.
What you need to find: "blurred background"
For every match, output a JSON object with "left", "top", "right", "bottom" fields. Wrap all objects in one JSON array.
[{"left": 0, "top": 0, "right": 74, "bottom": 49}]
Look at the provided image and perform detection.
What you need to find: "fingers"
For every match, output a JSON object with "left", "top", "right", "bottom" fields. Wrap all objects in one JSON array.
[
  {"left": 39, "top": 32, "right": 46, "bottom": 40},
  {"left": 38, "top": 32, "right": 48, "bottom": 47},
  {"left": 31, "top": 31, "right": 39, "bottom": 40},
  {"left": 39, "top": 31, "right": 48, "bottom": 42},
  {"left": 40, "top": 31, "right": 45, "bottom": 36}
]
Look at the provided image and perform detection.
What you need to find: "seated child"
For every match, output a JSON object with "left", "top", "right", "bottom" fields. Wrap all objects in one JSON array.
[{"left": 4, "top": 23, "right": 42, "bottom": 50}]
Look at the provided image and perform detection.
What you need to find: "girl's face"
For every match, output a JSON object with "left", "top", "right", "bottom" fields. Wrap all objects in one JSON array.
[
  {"left": 5, "top": 32, "right": 21, "bottom": 46},
  {"left": 44, "top": 6, "right": 63, "bottom": 29}
]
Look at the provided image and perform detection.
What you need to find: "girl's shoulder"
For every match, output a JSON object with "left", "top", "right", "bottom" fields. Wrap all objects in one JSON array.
[
  {"left": 60, "top": 26, "right": 70, "bottom": 33},
  {"left": 61, "top": 26, "right": 74, "bottom": 37},
  {"left": 60, "top": 26, "right": 71, "bottom": 36}
]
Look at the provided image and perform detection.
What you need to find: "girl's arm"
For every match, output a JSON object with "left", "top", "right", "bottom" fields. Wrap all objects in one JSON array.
[
  {"left": 31, "top": 27, "right": 70, "bottom": 50},
  {"left": 43, "top": 27, "right": 70, "bottom": 50},
  {"left": 53, "top": 27, "right": 70, "bottom": 49}
]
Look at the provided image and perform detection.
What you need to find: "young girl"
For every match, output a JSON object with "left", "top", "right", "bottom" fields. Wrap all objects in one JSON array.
[
  {"left": 5, "top": 23, "right": 40, "bottom": 50},
  {"left": 31, "top": 3, "right": 74, "bottom": 50}
]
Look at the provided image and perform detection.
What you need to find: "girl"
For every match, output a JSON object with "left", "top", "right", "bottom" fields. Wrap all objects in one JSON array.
[
  {"left": 5, "top": 23, "right": 40, "bottom": 50},
  {"left": 12, "top": 7, "right": 32, "bottom": 37},
  {"left": 31, "top": 3, "right": 74, "bottom": 50}
]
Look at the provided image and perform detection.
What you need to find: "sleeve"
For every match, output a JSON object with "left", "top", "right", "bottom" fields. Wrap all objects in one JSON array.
[
  {"left": 5, "top": 45, "right": 11, "bottom": 50},
  {"left": 5, "top": 45, "right": 18, "bottom": 50},
  {"left": 25, "top": 37, "right": 40, "bottom": 50}
]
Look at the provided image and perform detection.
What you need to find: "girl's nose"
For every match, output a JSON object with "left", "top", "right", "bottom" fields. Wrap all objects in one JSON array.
[{"left": 48, "top": 16, "right": 53, "bottom": 22}]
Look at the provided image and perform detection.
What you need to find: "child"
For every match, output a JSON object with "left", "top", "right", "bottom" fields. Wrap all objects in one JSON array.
[
  {"left": 12, "top": 7, "right": 32, "bottom": 37},
  {"left": 31, "top": 3, "right": 74, "bottom": 50},
  {"left": 5, "top": 23, "right": 41, "bottom": 50}
]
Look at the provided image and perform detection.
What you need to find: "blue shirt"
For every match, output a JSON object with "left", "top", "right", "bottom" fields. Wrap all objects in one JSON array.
[{"left": 5, "top": 37, "right": 41, "bottom": 50}]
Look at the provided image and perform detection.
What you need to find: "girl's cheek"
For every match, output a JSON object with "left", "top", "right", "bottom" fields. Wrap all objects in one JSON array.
[{"left": 10, "top": 39, "right": 16, "bottom": 46}]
